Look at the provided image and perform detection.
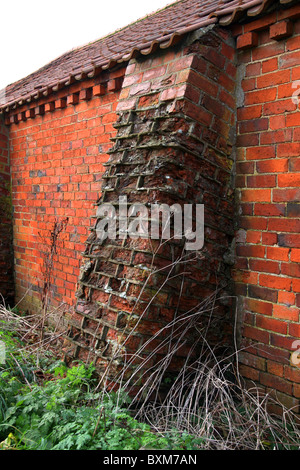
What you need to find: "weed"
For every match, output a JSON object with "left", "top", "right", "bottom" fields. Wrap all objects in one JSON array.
[
  {"left": 39, "top": 217, "right": 68, "bottom": 339},
  {"left": 0, "top": 291, "right": 299, "bottom": 451},
  {"left": 0, "top": 326, "right": 189, "bottom": 450}
]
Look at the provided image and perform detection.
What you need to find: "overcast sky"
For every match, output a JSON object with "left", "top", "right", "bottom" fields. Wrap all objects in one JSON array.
[{"left": 0, "top": 0, "right": 174, "bottom": 90}]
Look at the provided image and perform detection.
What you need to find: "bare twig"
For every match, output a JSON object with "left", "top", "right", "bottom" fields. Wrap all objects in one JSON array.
[
  {"left": 94, "top": 248, "right": 300, "bottom": 450},
  {"left": 39, "top": 217, "right": 68, "bottom": 339}
]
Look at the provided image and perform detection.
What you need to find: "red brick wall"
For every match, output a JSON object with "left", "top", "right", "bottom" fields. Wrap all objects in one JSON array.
[
  {"left": 234, "top": 6, "right": 300, "bottom": 411},
  {"left": 8, "top": 69, "right": 125, "bottom": 313},
  {"left": 1, "top": 2, "right": 300, "bottom": 409},
  {"left": 0, "top": 116, "right": 14, "bottom": 303}
]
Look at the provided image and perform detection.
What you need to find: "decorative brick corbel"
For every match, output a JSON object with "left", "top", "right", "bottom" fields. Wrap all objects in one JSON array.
[
  {"left": 79, "top": 88, "right": 92, "bottom": 101},
  {"left": 25, "top": 108, "right": 35, "bottom": 119},
  {"left": 55, "top": 98, "right": 67, "bottom": 109},
  {"left": 269, "top": 20, "right": 294, "bottom": 40},
  {"left": 35, "top": 105, "right": 45, "bottom": 116},
  {"left": 17, "top": 111, "right": 26, "bottom": 122},
  {"left": 93, "top": 84, "right": 106, "bottom": 96},
  {"left": 107, "top": 77, "right": 123, "bottom": 92},
  {"left": 236, "top": 32, "right": 259, "bottom": 50},
  {"left": 67, "top": 93, "right": 80, "bottom": 105},
  {"left": 45, "top": 102, "right": 55, "bottom": 113}
]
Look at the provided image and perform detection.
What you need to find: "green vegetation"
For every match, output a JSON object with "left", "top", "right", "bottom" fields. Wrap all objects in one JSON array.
[
  {"left": 0, "top": 304, "right": 299, "bottom": 451},
  {"left": 0, "top": 328, "right": 202, "bottom": 450}
]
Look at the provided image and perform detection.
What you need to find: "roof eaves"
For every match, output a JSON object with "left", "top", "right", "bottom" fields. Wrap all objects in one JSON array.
[
  {"left": 0, "top": 0, "right": 296, "bottom": 114},
  {"left": 0, "top": 30, "right": 188, "bottom": 113}
]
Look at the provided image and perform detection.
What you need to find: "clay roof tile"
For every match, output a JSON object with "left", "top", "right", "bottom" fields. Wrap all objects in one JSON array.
[{"left": 0, "top": 0, "right": 295, "bottom": 111}]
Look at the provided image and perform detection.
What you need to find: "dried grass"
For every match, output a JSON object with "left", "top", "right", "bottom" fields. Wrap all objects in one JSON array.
[
  {"left": 98, "top": 272, "right": 300, "bottom": 450},
  {"left": 2, "top": 229, "right": 299, "bottom": 450},
  {"left": 0, "top": 293, "right": 67, "bottom": 356}
]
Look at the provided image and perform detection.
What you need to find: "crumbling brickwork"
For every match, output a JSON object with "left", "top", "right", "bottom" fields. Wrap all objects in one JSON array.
[{"left": 64, "top": 28, "right": 237, "bottom": 388}]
